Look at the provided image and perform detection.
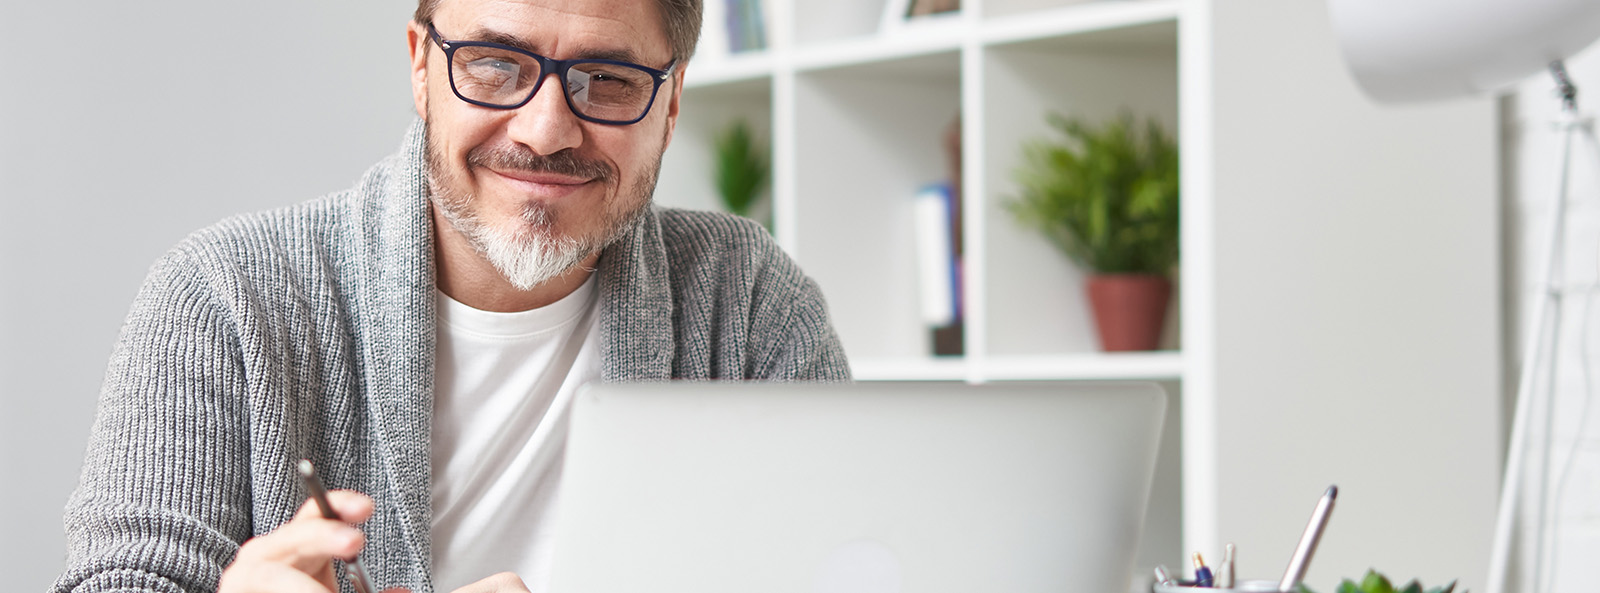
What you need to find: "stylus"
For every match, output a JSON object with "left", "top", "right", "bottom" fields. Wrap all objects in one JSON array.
[
  {"left": 1279, "top": 485, "right": 1338, "bottom": 592},
  {"left": 299, "top": 459, "right": 377, "bottom": 593}
]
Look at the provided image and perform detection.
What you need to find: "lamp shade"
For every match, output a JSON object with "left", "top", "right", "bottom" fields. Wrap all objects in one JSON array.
[{"left": 1329, "top": 0, "right": 1600, "bottom": 103}]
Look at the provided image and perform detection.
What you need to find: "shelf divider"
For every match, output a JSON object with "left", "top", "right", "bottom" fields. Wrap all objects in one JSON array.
[
  {"left": 981, "top": 351, "right": 1184, "bottom": 381},
  {"left": 851, "top": 351, "right": 1184, "bottom": 382}
]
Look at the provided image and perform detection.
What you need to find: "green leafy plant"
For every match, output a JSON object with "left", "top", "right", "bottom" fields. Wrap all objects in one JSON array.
[
  {"left": 713, "top": 119, "right": 770, "bottom": 227},
  {"left": 1004, "top": 111, "right": 1179, "bottom": 274},
  {"left": 1298, "top": 569, "right": 1458, "bottom": 593}
]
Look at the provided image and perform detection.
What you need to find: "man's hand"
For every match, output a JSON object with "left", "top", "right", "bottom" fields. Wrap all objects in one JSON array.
[
  {"left": 449, "top": 572, "right": 532, "bottom": 593},
  {"left": 219, "top": 490, "right": 407, "bottom": 593}
]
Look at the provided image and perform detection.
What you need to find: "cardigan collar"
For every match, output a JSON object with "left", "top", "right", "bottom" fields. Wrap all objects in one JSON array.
[{"left": 348, "top": 117, "right": 438, "bottom": 587}]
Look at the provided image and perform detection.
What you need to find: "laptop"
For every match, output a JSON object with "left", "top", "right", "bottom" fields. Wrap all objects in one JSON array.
[{"left": 548, "top": 382, "right": 1167, "bottom": 593}]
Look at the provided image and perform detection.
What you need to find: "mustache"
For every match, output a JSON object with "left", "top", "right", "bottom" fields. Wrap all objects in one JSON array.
[{"left": 466, "top": 145, "right": 614, "bottom": 182}]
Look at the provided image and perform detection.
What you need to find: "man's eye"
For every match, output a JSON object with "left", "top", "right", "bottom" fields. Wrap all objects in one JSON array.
[{"left": 465, "top": 57, "right": 519, "bottom": 75}]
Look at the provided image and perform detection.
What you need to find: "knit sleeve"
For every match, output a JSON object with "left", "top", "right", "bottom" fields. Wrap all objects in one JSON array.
[
  {"left": 53, "top": 247, "right": 256, "bottom": 593},
  {"left": 749, "top": 254, "right": 852, "bottom": 383}
]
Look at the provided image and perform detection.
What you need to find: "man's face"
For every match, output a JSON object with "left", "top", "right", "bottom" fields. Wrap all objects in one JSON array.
[{"left": 408, "top": 0, "right": 683, "bottom": 290}]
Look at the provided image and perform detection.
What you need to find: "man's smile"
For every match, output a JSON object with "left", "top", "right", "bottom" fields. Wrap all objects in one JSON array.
[{"left": 482, "top": 166, "right": 598, "bottom": 199}]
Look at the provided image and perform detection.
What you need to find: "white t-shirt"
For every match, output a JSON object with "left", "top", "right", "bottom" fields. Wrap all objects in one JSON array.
[{"left": 430, "top": 277, "right": 602, "bottom": 592}]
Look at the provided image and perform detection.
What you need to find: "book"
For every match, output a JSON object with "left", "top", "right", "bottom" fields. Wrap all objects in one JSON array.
[
  {"left": 913, "top": 183, "right": 959, "bottom": 328},
  {"left": 725, "top": 0, "right": 767, "bottom": 53}
]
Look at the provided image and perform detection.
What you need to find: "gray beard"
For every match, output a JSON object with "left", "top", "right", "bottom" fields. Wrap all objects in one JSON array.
[{"left": 424, "top": 121, "right": 663, "bottom": 291}]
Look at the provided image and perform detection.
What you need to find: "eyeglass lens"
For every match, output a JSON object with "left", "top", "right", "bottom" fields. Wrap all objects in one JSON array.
[{"left": 449, "top": 45, "right": 659, "bottom": 122}]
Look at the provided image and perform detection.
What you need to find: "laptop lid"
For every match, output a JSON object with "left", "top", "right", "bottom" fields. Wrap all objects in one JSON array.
[{"left": 549, "top": 382, "right": 1167, "bottom": 593}]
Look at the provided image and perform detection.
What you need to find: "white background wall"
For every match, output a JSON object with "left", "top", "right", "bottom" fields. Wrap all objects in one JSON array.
[
  {"left": 0, "top": 1, "right": 416, "bottom": 589},
  {"left": 1505, "top": 42, "right": 1600, "bottom": 593}
]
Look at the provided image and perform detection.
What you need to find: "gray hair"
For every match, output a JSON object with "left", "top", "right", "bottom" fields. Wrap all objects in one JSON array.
[{"left": 414, "top": 0, "right": 702, "bottom": 64}]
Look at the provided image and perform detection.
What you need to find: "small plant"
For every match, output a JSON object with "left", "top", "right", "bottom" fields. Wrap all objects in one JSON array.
[
  {"left": 1004, "top": 111, "right": 1179, "bottom": 274},
  {"left": 713, "top": 119, "right": 770, "bottom": 228},
  {"left": 1299, "top": 569, "right": 1458, "bottom": 593}
]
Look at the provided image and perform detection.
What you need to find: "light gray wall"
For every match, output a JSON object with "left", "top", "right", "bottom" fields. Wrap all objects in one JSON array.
[
  {"left": 1209, "top": 0, "right": 1501, "bottom": 590},
  {"left": 0, "top": 1, "right": 417, "bottom": 589}
]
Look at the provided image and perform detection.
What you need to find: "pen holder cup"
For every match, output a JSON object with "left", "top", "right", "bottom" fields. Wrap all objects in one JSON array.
[{"left": 1155, "top": 580, "right": 1287, "bottom": 593}]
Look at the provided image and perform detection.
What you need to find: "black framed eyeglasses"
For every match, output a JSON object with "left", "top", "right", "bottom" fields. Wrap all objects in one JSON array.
[{"left": 428, "top": 24, "right": 676, "bottom": 125}]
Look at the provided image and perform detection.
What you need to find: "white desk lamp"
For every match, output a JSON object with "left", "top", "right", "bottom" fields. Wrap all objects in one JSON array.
[{"left": 1327, "top": 2, "right": 1600, "bottom": 593}]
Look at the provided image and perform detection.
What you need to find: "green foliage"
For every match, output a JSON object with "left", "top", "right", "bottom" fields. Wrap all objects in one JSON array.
[
  {"left": 1299, "top": 569, "right": 1458, "bottom": 593},
  {"left": 713, "top": 119, "right": 770, "bottom": 227},
  {"left": 1004, "top": 111, "right": 1179, "bottom": 274}
]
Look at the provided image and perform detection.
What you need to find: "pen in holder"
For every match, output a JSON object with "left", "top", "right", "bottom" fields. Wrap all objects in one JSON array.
[{"left": 1157, "top": 485, "right": 1337, "bottom": 593}]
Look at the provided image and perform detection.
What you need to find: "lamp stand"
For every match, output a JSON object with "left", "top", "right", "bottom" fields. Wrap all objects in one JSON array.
[{"left": 1487, "top": 60, "right": 1592, "bottom": 593}]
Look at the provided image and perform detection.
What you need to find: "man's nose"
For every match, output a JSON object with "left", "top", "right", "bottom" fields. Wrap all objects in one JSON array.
[{"left": 505, "top": 72, "right": 583, "bottom": 155}]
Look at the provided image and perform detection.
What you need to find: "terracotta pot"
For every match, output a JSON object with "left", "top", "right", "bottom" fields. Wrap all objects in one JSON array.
[{"left": 1086, "top": 274, "right": 1172, "bottom": 352}]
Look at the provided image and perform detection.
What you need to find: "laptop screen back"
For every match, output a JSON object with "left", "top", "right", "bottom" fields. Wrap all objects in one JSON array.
[{"left": 550, "top": 382, "right": 1167, "bottom": 593}]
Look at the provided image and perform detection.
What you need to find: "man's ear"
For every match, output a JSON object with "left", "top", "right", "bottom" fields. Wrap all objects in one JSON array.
[
  {"left": 661, "top": 66, "right": 687, "bottom": 148},
  {"left": 407, "top": 21, "right": 430, "bottom": 118}
]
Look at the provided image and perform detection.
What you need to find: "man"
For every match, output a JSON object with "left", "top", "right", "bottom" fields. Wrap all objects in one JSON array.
[{"left": 52, "top": 0, "right": 849, "bottom": 591}]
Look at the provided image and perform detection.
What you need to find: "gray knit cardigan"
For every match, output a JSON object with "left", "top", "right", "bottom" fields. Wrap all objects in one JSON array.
[{"left": 53, "top": 120, "right": 850, "bottom": 593}]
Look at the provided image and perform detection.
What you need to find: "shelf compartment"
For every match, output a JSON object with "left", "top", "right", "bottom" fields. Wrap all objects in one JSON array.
[
  {"left": 656, "top": 79, "right": 774, "bottom": 216},
  {"left": 792, "top": 18, "right": 965, "bottom": 74},
  {"left": 791, "top": 52, "right": 961, "bottom": 360},
  {"left": 979, "top": 35, "right": 1178, "bottom": 356},
  {"left": 781, "top": 1, "right": 1176, "bottom": 81}
]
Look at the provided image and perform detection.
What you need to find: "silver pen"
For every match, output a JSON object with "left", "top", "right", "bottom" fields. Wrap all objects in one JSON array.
[
  {"left": 1279, "top": 485, "right": 1338, "bottom": 592},
  {"left": 1218, "top": 542, "right": 1236, "bottom": 589},
  {"left": 299, "top": 460, "right": 377, "bottom": 593}
]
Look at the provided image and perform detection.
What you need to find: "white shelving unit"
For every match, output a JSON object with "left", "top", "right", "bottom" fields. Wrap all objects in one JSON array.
[
  {"left": 661, "top": 0, "right": 1182, "bottom": 379},
  {"left": 656, "top": 0, "right": 1503, "bottom": 589}
]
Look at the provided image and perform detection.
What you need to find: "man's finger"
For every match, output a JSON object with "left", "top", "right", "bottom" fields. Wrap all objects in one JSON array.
[
  {"left": 293, "top": 489, "right": 376, "bottom": 524},
  {"left": 236, "top": 515, "right": 366, "bottom": 574}
]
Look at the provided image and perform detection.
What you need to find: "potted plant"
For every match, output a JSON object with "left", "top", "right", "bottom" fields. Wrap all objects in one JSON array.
[
  {"left": 713, "top": 118, "right": 770, "bottom": 229},
  {"left": 1005, "top": 111, "right": 1179, "bottom": 351},
  {"left": 1300, "top": 569, "right": 1457, "bottom": 593}
]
